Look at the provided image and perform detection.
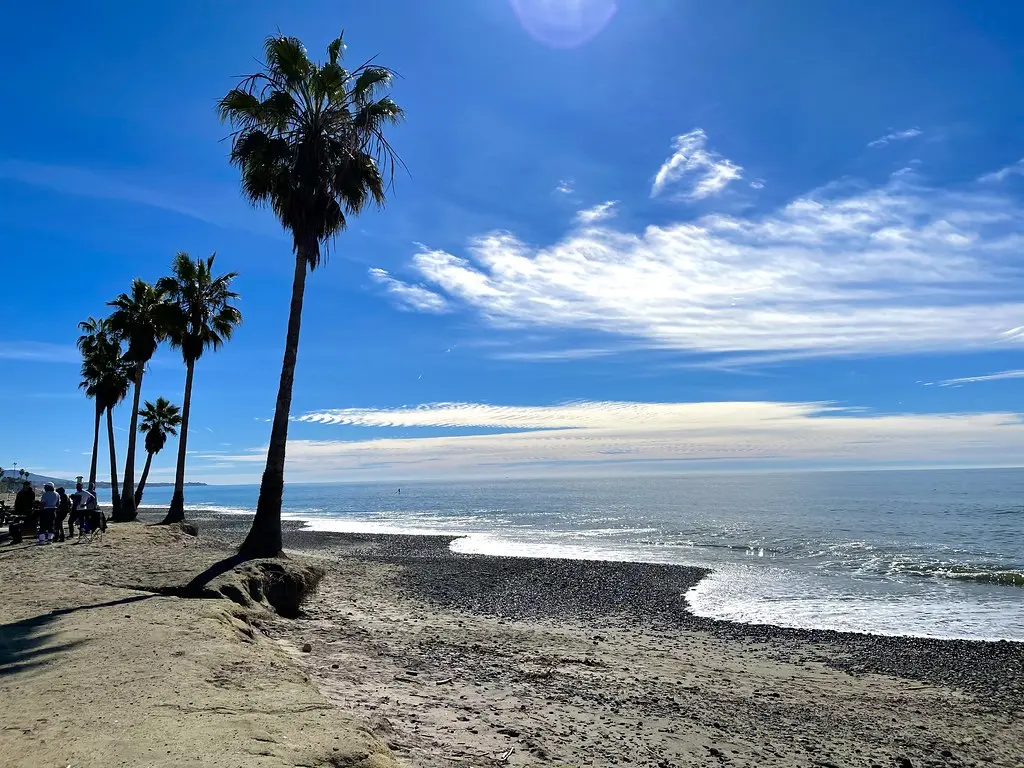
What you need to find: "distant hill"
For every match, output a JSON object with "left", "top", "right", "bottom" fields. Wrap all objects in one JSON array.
[
  {"left": 0, "top": 471, "right": 206, "bottom": 489},
  {"left": 1, "top": 470, "right": 73, "bottom": 487}
]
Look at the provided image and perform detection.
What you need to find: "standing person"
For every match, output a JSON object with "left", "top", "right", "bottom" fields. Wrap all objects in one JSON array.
[
  {"left": 70, "top": 482, "right": 86, "bottom": 537},
  {"left": 88, "top": 482, "right": 106, "bottom": 532},
  {"left": 75, "top": 483, "right": 99, "bottom": 537},
  {"left": 55, "top": 487, "right": 71, "bottom": 543},
  {"left": 38, "top": 482, "right": 59, "bottom": 544},
  {"left": 12, "top": 481, "right": 34, "bottom": 544}
]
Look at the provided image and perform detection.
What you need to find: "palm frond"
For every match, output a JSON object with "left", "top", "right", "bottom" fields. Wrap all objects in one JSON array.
[
  {"left": 352, "top": 67, "right": 393, "bottom": 103},
  {"left": 264, "top": 34, "right": 312, "bottom": 87},
  {"left": 326, "top": 34, "right": 345, "bottom": 66}
]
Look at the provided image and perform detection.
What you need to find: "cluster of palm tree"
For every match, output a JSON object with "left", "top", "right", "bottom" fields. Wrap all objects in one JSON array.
[
  {"left": 0, "top": 466, "right": 30, "bottom": 492},
  {"left": 76, "top": 29, "right": 403, "bottom": 556},
  {"left": 77, "top": 254, "right": 240, "bottom": 523}
]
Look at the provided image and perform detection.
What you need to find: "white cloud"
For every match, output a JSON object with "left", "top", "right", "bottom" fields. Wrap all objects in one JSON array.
[
  {"left": 576, "top": 201, "right": 617, "bottom": 224},
  {"left": 651, "top": 129, "right": 744, "bottom": 200},
  {"left": 400, "top": 173, "right": 1024, "bottom": 358},
  {"left": 555, "top": 179, "right": 575, "bottom": 195},
  {"left": 487, "top": 347, "right": 619, "bottom": 362},
  {"left": 867, "top": 128, "right": 923, "bottom": 148},
  {"left": 368, "top": 268, "right": 449, "bottom": 313},
  {"left": 0, "top": 159, "right": 275, "bottom": 236},
  {"left": 939, "top": 369, "right": 1024, "bottom": 386},
  {"left": 0, "top": 341, "right": 79, "bottom": 363},
  {"left": 213, "top": 400, "right": 1024, "bottom": 480},
  {"left": 979, "top": 159, "right": 1024, "bottom": 183}
]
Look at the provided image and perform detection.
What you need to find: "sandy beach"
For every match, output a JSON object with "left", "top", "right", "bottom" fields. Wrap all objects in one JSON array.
[{"left": 2, "top": 511, "right": 1022, "bottom": 768}]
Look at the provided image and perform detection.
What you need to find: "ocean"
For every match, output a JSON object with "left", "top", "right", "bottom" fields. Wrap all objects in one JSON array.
[{"left": 133, "top": 468, "right": 1024, "bottom": 641}]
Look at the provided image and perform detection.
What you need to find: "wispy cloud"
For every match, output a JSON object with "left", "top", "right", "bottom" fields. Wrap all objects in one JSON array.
[
  {"left": 0, "top": 158, "right": 273, "bottom": 235},
  {"left": 867, "top": 128, "right": 923, "bottom": 148},
  {"left": 0, "top": 341, "right": 78, "bottom": 363},
  {"left": 939, "top": 369, "right": 1024, "bottom": 386},
  {"left": 215, "top": 399, "right": 1024, "bottom": 480},
  {"left": 555, "top": 179, "right": 575, "bottom": 195},
  {"left": 979, "top": 159, "right": 1024, "bottom": 183},
  {"left": 393, "top": 166, "right": 1024, "bottom": 359},
  {"left": 487, "top": 347, "right": 620, "bottom": 362},
  {"left": 369, "top": 268, "right": 450, "bottom": 313},
  {"left": 651, "top": 129, "right": 743, "bottom": 200},
  {"left": 576, "top": 201, "right": 618, "bottom": 224}
]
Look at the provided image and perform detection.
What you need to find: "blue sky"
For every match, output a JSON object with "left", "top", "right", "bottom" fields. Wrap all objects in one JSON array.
[{"left": 3, "top": 0, "right": 1024, "bottom": 483}]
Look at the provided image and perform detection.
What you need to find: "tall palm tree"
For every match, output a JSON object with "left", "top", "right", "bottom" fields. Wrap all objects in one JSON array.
[
  {"left": 78, "top": 317, "right": 122, "bottom": 493},
  {"left": 135, "top": 397, "right": 181, "bottom": 506},
  {"left": 107, "top": 279, "right": 168, "bottom": 521},
  {"left": 79, "top": 320, "right": 131, "bottom": 513},
  {"left": 158, "top": 252, "right": 241, "bottom": 524},
  {"left": 219, "top": 32, "right": 404, "bottom": 557}
]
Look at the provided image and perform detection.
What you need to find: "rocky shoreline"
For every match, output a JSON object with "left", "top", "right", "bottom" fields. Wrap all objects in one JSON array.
[{"left": 191, "top": 513, "right": 1024, "bottom": 706}]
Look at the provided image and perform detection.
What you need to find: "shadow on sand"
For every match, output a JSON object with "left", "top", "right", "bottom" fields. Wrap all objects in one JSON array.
[{"left": 0, "top": 595, "right": 154, "bottom": 678}]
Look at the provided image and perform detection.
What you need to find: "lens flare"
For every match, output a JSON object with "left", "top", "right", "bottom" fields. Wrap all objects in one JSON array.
[{"left": 509, "top": 0, "right": 618, "bottom": 49}]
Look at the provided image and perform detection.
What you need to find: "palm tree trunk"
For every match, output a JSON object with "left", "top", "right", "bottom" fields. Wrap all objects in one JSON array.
[
  {"left": 106, "top": 407, "right": 121, "bottom": 519},
  {"left": 88, "top": 400, "right": 102, "bottom": 489},
  {"left": 240, "top": 249, "right": 309, "bottom": 557},
  {"left": 135, "top": 451, "right": 154, "bottom": 507},
  {"left": 162, "top": 359, "right": 195, "bottom": 525},
  {"left": 118, "top": 363, "right": 145, "bottom": 521}
]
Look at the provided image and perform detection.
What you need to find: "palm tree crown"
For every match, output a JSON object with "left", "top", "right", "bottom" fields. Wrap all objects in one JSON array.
[
  {"left": 217, "top": 32, "right": 404, "bottom": 264},
  {"left": 77, "top": 318, "right": 131, "bottom": 412},
  {"left": 107, "top": 279, "right": 167, "bottom": 366},
  {"left": 139, "top": 397, "right": 181, "bottom": 455},
  {"left": 158, "top": 253, "right": 242, "bottom": 363}
]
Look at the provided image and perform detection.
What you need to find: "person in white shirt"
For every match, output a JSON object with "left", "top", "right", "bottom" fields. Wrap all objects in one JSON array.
[
  {"left": 38, "top": 482, "right": 59, "bottom": 544},
  {"left": 71, "top": 482, "right": 98, "bottom": 537}
]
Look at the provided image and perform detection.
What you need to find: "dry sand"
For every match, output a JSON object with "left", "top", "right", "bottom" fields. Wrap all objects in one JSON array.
[
  {"left": 0, "top": 524, "right": 394, "bottom": 768},
  {"left": 2, "top": 513, "right": 1023, "bottom": 768}
]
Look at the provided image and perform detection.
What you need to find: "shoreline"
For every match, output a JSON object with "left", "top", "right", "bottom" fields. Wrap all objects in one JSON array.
[
  {"left": 188, "top": 508, "right": 1024, "bottom": 645},
  {"left": 221, "top": 514, "right": 1023, "bottom": 766},
  {"left": 179, "top": 510, "right": 1024, "bottom": 704}
]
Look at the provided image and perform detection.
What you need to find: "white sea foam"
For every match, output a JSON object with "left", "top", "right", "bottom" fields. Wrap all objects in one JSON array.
[
  {"left": 137, "top": 503, "right": 254, "bottom": 516},
  {"left": 685, "top": 565, "right": 1024, "bottom": 641}
]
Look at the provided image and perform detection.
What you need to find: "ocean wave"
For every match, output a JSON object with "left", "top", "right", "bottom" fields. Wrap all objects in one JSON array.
[
  {"left": 639, "top": 539, "right": 782, "bottom": 556},
  {"left": 137, "top": 503, "right": 254, "bottom": 516},
  {"left": 897, "top": 565, "right": 1024, "bottom": 587}
]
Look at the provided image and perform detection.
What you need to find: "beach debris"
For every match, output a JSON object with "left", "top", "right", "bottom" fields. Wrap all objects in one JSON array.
[{"left": 301, "top": 642, "right": 312, "bottom": 653}]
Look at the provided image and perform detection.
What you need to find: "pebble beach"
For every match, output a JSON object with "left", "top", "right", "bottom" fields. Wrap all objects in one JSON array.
[{"left": 193, "top": 510, "right": 1024, "bottom": 767}]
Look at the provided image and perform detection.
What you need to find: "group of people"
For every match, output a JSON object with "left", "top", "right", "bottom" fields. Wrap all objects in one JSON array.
[{"left": 4, "top": 480, "right": 105, "bottom": 544}]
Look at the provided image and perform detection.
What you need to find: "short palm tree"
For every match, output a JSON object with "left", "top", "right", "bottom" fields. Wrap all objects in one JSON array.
[
  {"left": 135, "top": 397, "right": 181, "bottom": 506},
  {"left": 107, "top": 279, "right": 168, "bottom": 521},
  {"left": 158, "top": 252, "right": 241, "bottom": 524},
  {"left": 219, "top": 31, "right": 404, "bottom": 557},
  {"left": 79, "top": 319, "right": 132, "bottom": 511}
]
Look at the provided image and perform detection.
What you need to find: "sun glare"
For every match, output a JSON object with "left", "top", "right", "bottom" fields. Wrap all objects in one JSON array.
[{"left": 508, "top": 0, "right": 618, "bottom": 48}]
